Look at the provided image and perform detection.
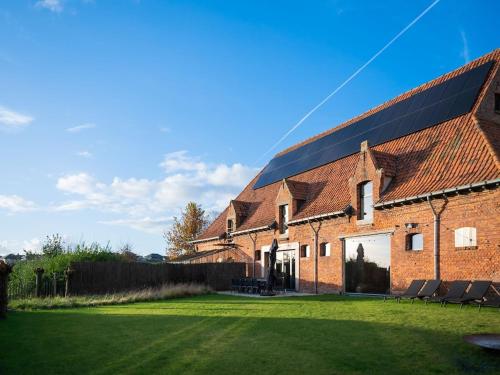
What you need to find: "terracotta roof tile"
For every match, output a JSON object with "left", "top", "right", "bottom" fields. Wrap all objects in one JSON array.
[{"left": 198, "top": 49, "right": 500, "bottom": 240}]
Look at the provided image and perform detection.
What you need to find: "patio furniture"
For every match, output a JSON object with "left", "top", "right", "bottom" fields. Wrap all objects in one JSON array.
[
  {"left": 384, "top": 279, "right": 425, "bottom": 302},
  {"left": 231, "top": 278, "right": 240, "bottom": 293},
  {"left": 417, "top": 279, "right": 442, "bottom": 304},
  {"left": 444, "top": 280, "right": 492, "bottom": 309},
  {"left": 427, "top": 280, "right": 470, "bottom": 306}
]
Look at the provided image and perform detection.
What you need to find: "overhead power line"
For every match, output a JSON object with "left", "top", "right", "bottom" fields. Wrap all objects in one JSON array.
[{"left": 257, "top": 0, "right": 441, "bottom": 164}]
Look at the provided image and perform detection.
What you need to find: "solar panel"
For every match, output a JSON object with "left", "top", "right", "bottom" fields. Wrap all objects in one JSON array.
[{"left": 253, "top": 60, "right": 493, "bottom": 189}]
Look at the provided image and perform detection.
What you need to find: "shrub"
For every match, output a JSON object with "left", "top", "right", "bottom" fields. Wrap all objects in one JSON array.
[{"left": 8, "top": 241, "right": 121, "bottom": 298}]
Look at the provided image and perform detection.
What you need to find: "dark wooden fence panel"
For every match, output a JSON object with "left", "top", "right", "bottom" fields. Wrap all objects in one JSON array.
[
  {"left": 0, "top": 262, "right": 12, "bottom": 318},
  {"left": 68, "top": 262, "right": 245, "bottom": 295}
]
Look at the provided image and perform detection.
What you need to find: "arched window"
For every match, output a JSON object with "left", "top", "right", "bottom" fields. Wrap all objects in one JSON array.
[
  {"left": 320, "top": 242, "right": 331, "bottom": 256},
  {"left": 358, "top": 181, "right": 373, "bottom": 221},
  {"left": 455, "top": 227, "right": 477, "bottom": 248}
]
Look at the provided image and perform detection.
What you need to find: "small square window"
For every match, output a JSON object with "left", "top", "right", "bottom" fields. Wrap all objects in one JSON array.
[
  {"left": 407, "top": 233, "right": 423, "bottom": 251},
  {"left": 255, "top": 250, "right": 261, "bottom": 261},
  {"left": 320, "top": 242, "right": 331, "bottom": 256},
  {"left": 455, "top": 227, "right": 477, "bottom": 248},
  {"left": 300, "top": 245, "right": 310, "bottom": 258}
]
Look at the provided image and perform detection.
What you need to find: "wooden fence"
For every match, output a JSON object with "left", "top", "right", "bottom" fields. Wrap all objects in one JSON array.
[
  {"left": 0, "top": 262, "right": 12, "bottom": 319},
  {"left": 67, "top": 261, "right": 246, "bottom": 295}
]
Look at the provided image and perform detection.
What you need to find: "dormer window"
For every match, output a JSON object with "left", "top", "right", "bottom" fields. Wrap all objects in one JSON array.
[
  {"left": 227, "top": 219, "right": 234, "bottom": 234},
  {"left": 279, "top": 204, "right": 289, "bottom": 235},
  {"left": 358, "top": 181, "right": 373, "bottom": 221}
]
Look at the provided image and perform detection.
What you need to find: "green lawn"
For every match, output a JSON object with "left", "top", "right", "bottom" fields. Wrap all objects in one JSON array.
[{"left": 1, "top": 294, "right": 499, "bottom": 375}]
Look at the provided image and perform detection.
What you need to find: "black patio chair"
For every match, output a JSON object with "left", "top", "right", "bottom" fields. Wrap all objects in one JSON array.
[
  {"left": 238, "top": 278, "right": 247, "bottom": 293},
  {"left": 427, "top": 280, "right": 470, "bottom": 306},
  {"left": 444, "top": 280, "right": 492, "bottom": 309},
  {"left": 231, "top": 278, "right": 240, "bottom": 293},
  {"left": 384, "top": 279, "right": 425, "bottom": 303},
  {"left": 416, "top": 280, "right": 442, "bottom": 304}
]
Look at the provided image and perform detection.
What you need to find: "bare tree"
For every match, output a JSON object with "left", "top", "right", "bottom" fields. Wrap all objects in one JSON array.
[{"left": 164, "top": 202, "right": 210, "bottom": 258}]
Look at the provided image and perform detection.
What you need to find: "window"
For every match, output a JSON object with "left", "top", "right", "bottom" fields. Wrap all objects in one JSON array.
[
  {"left": 279, "top": 204, "right": 289, "bottom": 235},
  {"left": 300, "top": 244, "right": 310, "bottom": 258},
  {"left": 495, "top": 93, "right": 500, "bottom": 113},
  {"left": 407, "top": 233, "right": 423, "bottom": 251},
  {"left": 455, "top": 227, "right": 477, "bottom": 248},
  {"left": 227, "top": 219, "right": 234, "bottom": 234},
  {"left": 255, "top": 250, "right": 261, "bottom": 261},
  {"left": 359, "top": 181, "right": 373, "bottom": 221},
  {"left": 320, "top": 242, "right": 331, "bottom": 256}
]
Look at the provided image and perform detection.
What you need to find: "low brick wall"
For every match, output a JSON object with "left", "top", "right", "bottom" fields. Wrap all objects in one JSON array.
[{"left": 67, "top": 261, "right": 245, "bottom": 295}]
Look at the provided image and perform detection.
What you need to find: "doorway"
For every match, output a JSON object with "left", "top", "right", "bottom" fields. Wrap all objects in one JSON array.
[
  {"left": 275, "top": 250, "right": 296, "bottom": 290},
  {"left": 344, "top": 234, "right": 390, "bottom": 294}
]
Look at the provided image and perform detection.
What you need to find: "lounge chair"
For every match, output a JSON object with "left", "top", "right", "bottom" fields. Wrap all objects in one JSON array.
[
  {"left": 427, "top": 280, "right": 470, "bottom": 305},
  {"left": 231, "top": 278, "right": 240, "bottom": 293},
  {"left": 444, "top": 280, "right": 492, "bottom": 309},
  {"left": 416, "top": 279, "right": 442, "bottom": 304},
  {"left": 384, "top": 279, "right": 425, "bottom": 302}
]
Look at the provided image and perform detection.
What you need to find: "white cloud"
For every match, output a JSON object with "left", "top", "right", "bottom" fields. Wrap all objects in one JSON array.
[
  {"left": 0, "top": 195, "right": 36, "bottom": 213},
  {"left": 77, "top": 150, "right": 93, "bottom": 158},
  {"left": 54, "top": 151, "right": 259, "bottom": 232},
  {"left": 159, "top": 150, "right": 206, "bottom": 173},
  {"left": 460, "top": 30, "right": 470, "bottom": 64},
  {"left": 0, "top": 238, "right": 41, "bottom": 255},
  {"left": 99, "top": 217, "right": 172, "bottom": 234},
  {"left": 36, "top": 0, "right": 63, "bottom": 13},
  {"left": 159, "top": 127, "right": 171, "bottom": 133},
  {"left": 66, "top": 123, "right": 96, "bottom": 133},
  {"left": 0, "top": 106, "right": 33, "bottom": 130}
]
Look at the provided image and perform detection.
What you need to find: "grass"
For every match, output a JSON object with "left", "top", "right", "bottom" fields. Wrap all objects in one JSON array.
[
  {"left": 1, "top": 294, "right": 499, "bottom": 375},
  {"left": 9, "top": 283, "right": 211, "bottom": 310}
]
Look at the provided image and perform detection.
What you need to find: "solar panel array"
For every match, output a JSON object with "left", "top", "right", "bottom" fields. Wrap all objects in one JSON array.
[{"left": 253, "top": 61, "right": 493, "bottom": 189}]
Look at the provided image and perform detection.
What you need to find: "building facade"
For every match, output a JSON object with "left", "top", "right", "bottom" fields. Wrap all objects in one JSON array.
[{"left": 190, "top": 49, "right": 500, "bottom": 294}]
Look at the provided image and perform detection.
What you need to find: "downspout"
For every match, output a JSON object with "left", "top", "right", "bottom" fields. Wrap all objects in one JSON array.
[
  {"left": 308, "top": 220, "right": 321, "bottom": 294},
  {"left": 427, "top": 196, "right": 446, "bottom": 280}
]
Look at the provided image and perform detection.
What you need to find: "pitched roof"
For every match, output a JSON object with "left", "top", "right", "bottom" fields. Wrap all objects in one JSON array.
[
  {"left": 285, "top": 180, "right": 309, "bottom": 200},
  {"left": 230, "top": 200, "right": 250, "bottom": 216},
  {"left": 198, "top": 49, "right": 500, "bottom": 241}
]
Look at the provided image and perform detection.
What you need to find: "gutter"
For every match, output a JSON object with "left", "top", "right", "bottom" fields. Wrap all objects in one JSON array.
[
  {"left": 189, "top": 235, "right": 222, "bottom": 245},
  {"left": 288, "top": 210, "right": 346, "bottom": 226},
  {"left": 230, "top": 224, "right": 272, "bottom": 237},
  {"left": 374, "top": 179, "right": 500, "bottom": 209}
]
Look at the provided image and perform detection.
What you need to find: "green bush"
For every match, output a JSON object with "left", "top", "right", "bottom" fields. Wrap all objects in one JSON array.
[{"left": 8, "top": 240, "right": 122, "bottom": 297}]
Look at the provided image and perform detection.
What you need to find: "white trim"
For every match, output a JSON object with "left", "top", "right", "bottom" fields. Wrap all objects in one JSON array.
[
  {"left": 231, "top": 225, "right": 271, "bottom": 236},
  {"left": 375, "top": 179, "right": 500, "bottom": 208},
  {"left": 261, "top": 241, "right": 300, "bottom": 291},
  {"left": 338, "top": 228, "right": 395, "bottom": 239},
  {"left": 288, "top": 210, "right": 346, "bottom": 226},
  {"left": 189, "top": 236, "right": 221, "bottom": 244}
]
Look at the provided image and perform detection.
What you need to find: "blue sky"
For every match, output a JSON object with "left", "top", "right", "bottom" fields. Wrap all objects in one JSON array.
[{"left": 0, "top": 0, "right": 498, "bottom": 255}]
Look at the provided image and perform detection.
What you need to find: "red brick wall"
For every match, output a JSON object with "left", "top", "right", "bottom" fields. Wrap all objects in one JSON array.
[{"left": 195, "top": 188, "right": 499, "bottom": 293}]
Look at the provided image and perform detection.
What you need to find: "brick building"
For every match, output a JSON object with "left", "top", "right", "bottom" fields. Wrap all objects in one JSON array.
[{"left": 189, "top": 49, "right": 500, "bottom": 294}]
